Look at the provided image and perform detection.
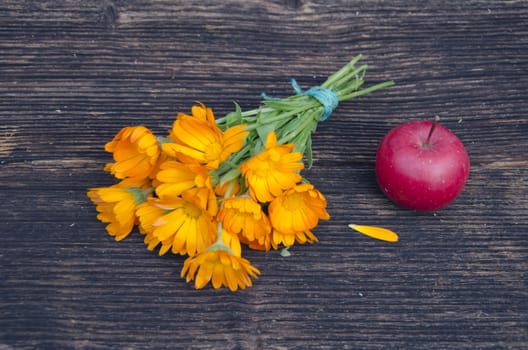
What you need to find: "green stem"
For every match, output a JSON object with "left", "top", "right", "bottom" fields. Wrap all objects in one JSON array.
[
  {"left": 335, "top": 78, "right": 365, "bottom": 98},
  {"left": 339, "top": 80, "right": 394, "bottom": 101},
  {"left": 250, "top": 103, "right": 318, "bottom": 126},
  {"left": 278, "top": 110, "right": 319, "bottom": 144},
  {"left": 214, "top": 56, "right": 393, "bottom": 172},
  {"left": 241, "top": 107, "right": 274, "bottom": 118},
  {"left": 206, "top": 222, "right": 234, "bottom": 254},
  {"left": 321, "top": 54, "right": 363, "bottom": 89},
  {"left": 328, "top": 64, "right": 367, "bottom": 92}
]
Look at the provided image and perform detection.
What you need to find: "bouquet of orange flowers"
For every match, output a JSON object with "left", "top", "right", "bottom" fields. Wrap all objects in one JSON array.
[{"left": 88, "top": 55, "right": 394, "bottom": 291}]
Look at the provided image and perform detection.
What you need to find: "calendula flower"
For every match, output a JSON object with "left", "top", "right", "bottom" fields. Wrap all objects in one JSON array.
[
  {"left": 105, "top": 126, "right": 160, "bottom": 180},
  {"left": 218, "top": 196, "right": 272, "bottom": 251},
  {"left": 269, "top": 183, "right": 330, "bottom": 237},
  {"left": 149, "top": 196, "right": 216, "bottom": 256},
  {"left": 155, "top": 160, "right": 212, "bottom": 197},
  {"left": 162, "top": 103, "right": 248, "bottom": 169},
  {"left": 87, "top": 179, "right": 150, "bottom": 241},
  {"left": 181, "top": 248, "right": 260, "bottom": 291},
  {"left": 240, "top": 131, "right": 303, "bottom": 203}
]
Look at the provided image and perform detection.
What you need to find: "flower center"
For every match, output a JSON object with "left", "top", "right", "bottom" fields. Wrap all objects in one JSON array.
[
  {"left": 253, "top": 152, "right": 279, "bottom": 177},
  {"left": 282, "top": 192, "right": 304, "bottom": 210},
  {"left": 183, "top": 201, "right": 202, "bottom": 218}
]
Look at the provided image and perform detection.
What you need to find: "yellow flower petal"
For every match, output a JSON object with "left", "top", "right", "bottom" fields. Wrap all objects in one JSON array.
[{"left": 348, "top": 224, "right": 399, "bottom": 243}]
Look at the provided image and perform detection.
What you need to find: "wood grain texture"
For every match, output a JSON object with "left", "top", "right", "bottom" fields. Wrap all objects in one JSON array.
[{"left": 1, "top": 1, "right": 527, "bottom": 349}]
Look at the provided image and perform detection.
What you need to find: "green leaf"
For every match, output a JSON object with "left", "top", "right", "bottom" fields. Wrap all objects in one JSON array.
[
  {"left": 219, "top": 167, "right": 241, "bottom": 186},
  {"left": 305, "top": 136, "right": 313, "bottom": 168},
  {"left": 223, "top": 102, "right": 243, "bottom": 129},
  {"left": 255, "top": 121, "right": 278, "bottom": 145},
  {"left": 127, "top": 187, "right": 147, "bottom": 205}
]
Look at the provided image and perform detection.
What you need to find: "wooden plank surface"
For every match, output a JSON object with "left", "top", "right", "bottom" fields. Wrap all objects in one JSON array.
[{"left": 1, "top": 1, "right": 527, "bottom": 349}]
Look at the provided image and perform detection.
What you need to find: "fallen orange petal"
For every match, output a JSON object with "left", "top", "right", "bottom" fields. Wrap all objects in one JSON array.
[{"left": 348, "top": 224, "right": 399, "bottom": 243}]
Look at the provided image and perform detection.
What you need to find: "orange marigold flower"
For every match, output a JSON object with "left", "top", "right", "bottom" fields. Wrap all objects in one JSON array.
[
  {"left": 162, "top": 103, "right": 248, "bottom": 169},
  {"left": 240, "top": 131, "right": 303, "bottom": 203},
  {"left": 218, "top": 197, "right": 272, "bottom": 251},
  {"left": 181, "top": 249, "right": 260, "bottom": 291},
  {"left": 149, "top": 196, "right": 216, "bottom": 256},
  {"left": 268, "top": 183, "right": 330, "bottom": 235},
  {"left": 87, "top": 179, "right": 150, "bottom": 241},
  {"left": 105, "top": 126, "right": 160, "bottom": 180},
  {"left": 155, "top": 160, "right": 212, "bottom": 199}
]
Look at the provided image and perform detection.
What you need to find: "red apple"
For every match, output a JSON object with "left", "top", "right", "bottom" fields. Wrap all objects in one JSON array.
[{"left": 375, "top": 116, "right": 470, "bottom": 211}]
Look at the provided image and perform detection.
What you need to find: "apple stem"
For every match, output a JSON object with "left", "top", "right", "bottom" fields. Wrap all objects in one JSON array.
[{"left": 425, "top": 115, "right": 440, "bottom": 146}]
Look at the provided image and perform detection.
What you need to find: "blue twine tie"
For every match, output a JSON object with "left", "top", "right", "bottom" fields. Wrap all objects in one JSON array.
[{"left": 261, "top": 79, "right": 339, "bottom": 122}]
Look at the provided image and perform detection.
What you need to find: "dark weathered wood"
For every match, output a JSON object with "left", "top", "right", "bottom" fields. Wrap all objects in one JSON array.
[{"left": 1, "top": 1, "right": 527, "bottom": 349}]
